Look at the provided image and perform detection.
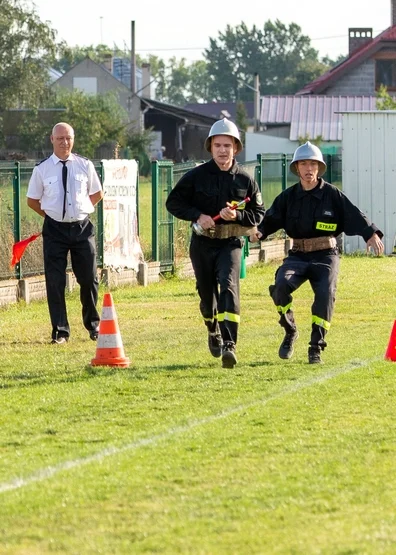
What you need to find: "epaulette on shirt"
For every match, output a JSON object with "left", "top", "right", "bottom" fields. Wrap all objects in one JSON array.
[
  {"left": 74, "top": 153, "right": 89, "bottom": 160},
  {"left": 35, "top": 156, "right": 50, "bottom": 166}
]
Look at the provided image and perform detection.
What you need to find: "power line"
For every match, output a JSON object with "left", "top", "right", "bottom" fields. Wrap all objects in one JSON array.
[
  {"left": 135, "top": 29, "right": 386, "bottom": 53},
  {"left": 137, "top": 47, "right": 206, "bottom": 52}
]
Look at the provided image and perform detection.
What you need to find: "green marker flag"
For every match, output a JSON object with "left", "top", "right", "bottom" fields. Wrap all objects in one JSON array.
[{"left": 240, "top": 239, "right": 249, "bottom": 279}]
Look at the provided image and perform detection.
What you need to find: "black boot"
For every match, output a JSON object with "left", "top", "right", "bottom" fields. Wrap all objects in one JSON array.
[
  {"left": 279, "top": 331, "right": 299, "bottom": 359},
  {"left": 308, "top": 346, "right": 322, "bottom": 364},
  {"left": 208, "top": 329, "right": 223, "bottom": 358},
  {"left": 222, "top": 341, "right": 237, "bottom": 368}
]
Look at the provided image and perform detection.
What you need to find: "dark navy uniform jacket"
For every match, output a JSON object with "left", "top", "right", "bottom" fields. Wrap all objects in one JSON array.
[
  {"left": 258, "top": 178, "right": 383, "bottom": 241},
  {"left": 166, "top": 159, "right": 265, "bottom": 229}
]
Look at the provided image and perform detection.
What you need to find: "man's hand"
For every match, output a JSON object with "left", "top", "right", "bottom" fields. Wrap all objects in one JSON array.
[
  {"left": 366, "top": 233, "right": 384, "bottom": 256},
  {"left": 196, "top": 214, "right": 216, "bottom": 230},
  {"left": 219, "top": 202, "right": 238, "bottom": 221},
  {"left": 249, "top": 230, "right": 263, "bottom": 243}
]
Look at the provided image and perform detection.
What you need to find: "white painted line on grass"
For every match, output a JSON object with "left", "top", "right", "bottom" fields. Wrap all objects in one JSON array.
[{"left": 0, "top": 358, "right": 379, "bottom": 494}]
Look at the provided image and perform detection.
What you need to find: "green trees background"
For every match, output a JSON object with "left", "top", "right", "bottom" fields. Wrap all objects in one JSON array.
[{"left": 1, "top": 0, "right": 347, "bottom": 158}]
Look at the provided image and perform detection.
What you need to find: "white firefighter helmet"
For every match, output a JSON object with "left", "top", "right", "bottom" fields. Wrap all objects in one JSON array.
[
  {"left": 204, "top": 118, "right": 243, "bottom": 154},
  {"left": 290, "top": 141, "right": 327, "bottom": 176}
]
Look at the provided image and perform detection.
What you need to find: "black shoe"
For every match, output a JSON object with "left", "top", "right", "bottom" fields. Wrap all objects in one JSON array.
[
  {"left": 208, "top": 331, "right": 223, "bottom": 358},
  {"left": 50, "top": 336, "right": 68, "bottom": 345},
  {"left": 279, "top": 331, "right": 299, "bottom": 359},
  {"left": 308, "top": 346, "right": 322, "bottom": 364},
  {"left": 222, "top": 341, "right": 237, "bottom": 368},
  {"left": 89, "top": 329, "right": 99, "bottom": 341}
]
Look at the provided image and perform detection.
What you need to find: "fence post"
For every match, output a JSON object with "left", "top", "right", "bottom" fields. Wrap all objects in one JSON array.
[
  {"left": 135, "top": 159, "right": 140, "bottom": 237},
  {"left": 97, "top": 162, "right": 104, "bottom": 268},
  {"left": 169, "top": 163, "right": 174, "bottom": 274},
  {"left": 13, "top": 161, "right": 21, "bottom": 280},
  {"left": 326, "top": 154, "right": 333, "bottom": 183},
  {"left": 151, "top": 160, "right": 159, "bottom": 262},
  {"left": 281, "top": 153, "right": 287, "bottom": 192},
  {"left": 256, "top": 153, "right": 263, "bottom": 192}
]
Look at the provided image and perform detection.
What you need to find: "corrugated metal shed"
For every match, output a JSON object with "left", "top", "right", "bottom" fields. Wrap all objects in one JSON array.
[
  {"left": 341, "top": 111, "right": 396, "bottom": 255},
  {"left": 261, "top": 96, "right": 378, "bottom": 141}
]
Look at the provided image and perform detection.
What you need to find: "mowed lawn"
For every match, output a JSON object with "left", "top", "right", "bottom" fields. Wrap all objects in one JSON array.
[{"left": 0, "top": 256, "right": 396, "bottom": 554}]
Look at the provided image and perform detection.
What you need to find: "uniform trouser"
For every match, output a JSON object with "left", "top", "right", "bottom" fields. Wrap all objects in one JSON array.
[
  {"left": 269, "top": 251, "right": 340, "bottom": 350},
  {"left": 42, "top": 216, "right": 100, "bottom": 340},
  {"left": 190, "top": 235, "right": 242, "bottom": 345}
]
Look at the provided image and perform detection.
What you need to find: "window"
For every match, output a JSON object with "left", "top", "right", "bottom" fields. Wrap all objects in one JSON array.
[
  {"left": 376, "top": 60, "right": 396, "bottom": 90},
  {"left": 72, "top": 77, "right": 98, "bottom": 95}
]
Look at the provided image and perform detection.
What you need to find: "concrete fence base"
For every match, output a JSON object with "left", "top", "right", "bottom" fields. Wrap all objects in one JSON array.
[{"left": 0, "top": 260, "right": 162, "bottom": 307}]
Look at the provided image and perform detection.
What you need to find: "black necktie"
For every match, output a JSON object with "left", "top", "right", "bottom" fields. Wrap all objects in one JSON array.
[{"left": 60, "top": 160, "right": 67, "bottom": 219}]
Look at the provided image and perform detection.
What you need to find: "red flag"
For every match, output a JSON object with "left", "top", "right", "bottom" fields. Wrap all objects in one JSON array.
[{"left": 11, "top": 233, "right": 41, "bottom": 267}]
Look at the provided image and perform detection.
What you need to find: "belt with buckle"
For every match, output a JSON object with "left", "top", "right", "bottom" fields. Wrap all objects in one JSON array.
[
  {"left": 200, "top": 224, "right": 257, "bottom": 239},
  {"left": 292, "top": 236, "right": 337, "bottom": 253}
]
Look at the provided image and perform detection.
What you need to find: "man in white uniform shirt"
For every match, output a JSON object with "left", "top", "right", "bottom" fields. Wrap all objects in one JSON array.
[{"left": 27, "top": 122, "right": 104, "bottom": 344}]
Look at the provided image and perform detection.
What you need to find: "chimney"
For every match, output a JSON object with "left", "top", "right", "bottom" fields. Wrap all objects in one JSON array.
[
  {"left": 392, "top": 0, "right": 396, "bottom": 26},
  {"left": 102, "top": 54, "right": 112, "bottom": 73},
  {"left": 348, "top": 28, "right": 373, "bottom": 54},
  {"left": 142, "top": 63, "right": 151, "bottom": 99}
]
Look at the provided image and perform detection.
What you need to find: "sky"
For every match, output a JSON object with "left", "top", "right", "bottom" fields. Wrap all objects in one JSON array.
[{"left": 31, "top": 0, "right": 393, "bottom": 63}]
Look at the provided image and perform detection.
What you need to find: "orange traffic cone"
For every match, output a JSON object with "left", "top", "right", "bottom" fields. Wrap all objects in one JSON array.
[
  {"left": 385, "top": 320, "right": 396, "bottom": 361},
  {"left": 91, "top": 292, "right": 130, "bottom": 368}
]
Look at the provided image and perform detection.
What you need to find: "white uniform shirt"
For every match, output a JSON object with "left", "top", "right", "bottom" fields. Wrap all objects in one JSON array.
[{"left": 27, "top": 153, "right": 102, "bottom": 222}]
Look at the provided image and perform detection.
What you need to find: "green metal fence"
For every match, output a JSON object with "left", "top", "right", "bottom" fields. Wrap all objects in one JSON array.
[
  {"left": 152, "top": 154, "right": 342, "bottom": 274},
  {"left": 1, "top": 153, "right": 343, "bottom": 281},
  {"left": 256, "top": 153, "right": 342, "bottom": 203},
  {"left": 151, "top": 160, "right": 197, "bottom": 272},
  {"left": 151, "top": 158, "right": 264, "bottom": 273},
  {"left": 0, "top": 161, "right": 104, "bottom": 281}
]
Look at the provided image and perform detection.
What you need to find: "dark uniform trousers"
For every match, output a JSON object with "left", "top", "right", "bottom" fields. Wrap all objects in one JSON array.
[
  {"left": 42, "top": 216, "right": 100, "bottom": 340},
  {"left": 190, "top": 234, "right": 242, "bottom": 345},
  {"left": 269, "top": 250, "right": 340, "bottom": 350}
]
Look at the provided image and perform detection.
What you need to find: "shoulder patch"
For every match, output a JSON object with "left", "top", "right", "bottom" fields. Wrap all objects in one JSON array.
[
  {"left": 256, "top": 192, "right": 263, "bottom": 206},
  {"left": 35, "top": 156, "right": 50, "bottom": 166}
]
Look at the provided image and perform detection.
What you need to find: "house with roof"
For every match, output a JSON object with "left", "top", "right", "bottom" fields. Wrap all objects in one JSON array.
[
  {"left": 52, "top": 56, "right": 136, "bottom": 120},
  {"left": 245, "top": 0, "right": 396, "bottom": 159},
  {"left": 50, "top": 57, "right": 217, "bottom": 162}
]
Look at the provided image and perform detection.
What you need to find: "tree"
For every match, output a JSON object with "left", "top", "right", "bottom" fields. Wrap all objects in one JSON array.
[
  {"left": 17, "top": 109, "right": 50, "bottom": 153},
  {"left": 150, "top": 58, "right": 210, "bottom": 104},
  {"left": 283, "top": 58, "right": 331, "bottom": 93},
  {"left": 17, "top": 90, "right": 129, "bottom": 158},
  {"left": 162, "top": 57, "right": 191, "bottom": 105},
  {"left": 0, "top": 0, "right": 58, "bottom": 109},
  {"left": 53, "top": 90, "right": 130, "bottom": 158},
  {"left": 185, "top": 61, "right": 210, "bottom": 103},
  {"left": 125, "top": 128, "right": 155, "bottom": 176},
  {"left": 298, "top": 134, "right": 324, "bottom": 146},
  {"left": 54, "top": 44, "right": 128, "bottom": 74},
  {"left": 376, "top": 84, "right": 396, "bottom": 109},
  {"left": 204, "top": 20, "right": 333, "bottom": 100}
]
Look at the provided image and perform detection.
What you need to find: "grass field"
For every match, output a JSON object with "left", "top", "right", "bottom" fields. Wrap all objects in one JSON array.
[
  {"left": 138, "top": 176, "right": 152, "bottom": 261},
  {"left": 1, "top": 256, "right": 396, "bottom": 554}
]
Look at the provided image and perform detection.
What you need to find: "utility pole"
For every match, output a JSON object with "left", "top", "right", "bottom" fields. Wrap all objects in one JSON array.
[
  {"left": 130, "top": 21, "right": 136, "bottom": 94},
  {"left": 100, "top": 16, "right": 103, "bottom": 44},
  {"left": 237, "top": 74, "right": 261, "bottom": 132},
  {"left": 254, "top": 73, "right": 260, "bottom": 132}
]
